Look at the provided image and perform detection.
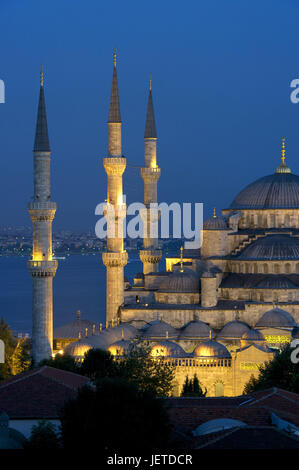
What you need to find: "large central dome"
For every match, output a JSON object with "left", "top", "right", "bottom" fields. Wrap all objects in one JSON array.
[{"left": 230, "top": 171, "right": 299, "bottom": 210}]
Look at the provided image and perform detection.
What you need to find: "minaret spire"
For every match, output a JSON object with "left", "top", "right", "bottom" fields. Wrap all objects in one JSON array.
[
  {"left": 108, "top": 50, "right": 121, "bottom": 124},
  {"left": 33, "top": 65, "right": 50, "bottom": 152},
  {"left": 144, "top": 75, "right": 157, "bottom": 139}
]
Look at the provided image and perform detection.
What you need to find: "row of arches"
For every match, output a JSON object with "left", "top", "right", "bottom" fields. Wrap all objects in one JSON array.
[
  {"left": 240, "top": 213, "right": 298, "bottom": 229},
  {"left": 231, "top": 262, "right": 299, "bottom": 274}
]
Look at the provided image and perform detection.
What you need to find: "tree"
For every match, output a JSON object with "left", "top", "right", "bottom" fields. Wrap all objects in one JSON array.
[
  {"left": 181, "top": 374, "right": 207, "bottom": 397},
  {"left": 24, "top": 421, "right": 61, "bottom": 449},
  {"left": 80, "top": 348, "right": 117, "bottom": 381},
  {"left": 60, "top": 378, "right": 171, "bottom": 451},
  {"left": 113, "top": 343, "right": 175, "bottom": 397},
  {"left": 243, "top": 344, "right": 299, "bottom": 394},
  {"left": 38, "top": 353, "right": 80, "bottom": 374},
  {"left": 0, "top": 317, "right": 31, "bottom": 381}
]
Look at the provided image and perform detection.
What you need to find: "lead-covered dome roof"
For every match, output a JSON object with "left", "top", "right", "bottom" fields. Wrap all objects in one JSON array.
[
  {"left": 193, "top": 340, "right": 231, "bottom": 359},
  {"left": 180, "top": 320, "right": 215, "bottom": 339},
  {"left": 230, "top": 171, "right": 299, "bottom": 210},
  {"left": 159, "top": 269, "right": 199, "bottom": 293},
  {"left": 150, "top": 340, "right": 187, "bottom": 357},
  {"left": 142, "top": 320, "right": 178, "bottom": 338},
  {"left": 217, "top": 320, "right": 250, "bottom": 339},
  {"left": 256, "top": 307, "right": 295, "bottom": 328},
  {"left": 203, "top": 215, "right": 229, "bottom": 230},
  {"left": 237, "top": 235, "right": 299, "bottom": 260}
]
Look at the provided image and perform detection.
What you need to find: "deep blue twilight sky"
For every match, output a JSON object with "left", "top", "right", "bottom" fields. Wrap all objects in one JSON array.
[{"left": 1, "top": 0, "right": 299, "bottom": 232}]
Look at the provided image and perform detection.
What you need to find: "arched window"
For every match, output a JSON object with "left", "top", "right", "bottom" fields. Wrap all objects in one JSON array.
[
  {"left": 285, "top": 263, "right": 291, "bottom": 274},
  {"left": 215, "top": 382, "right": 224, "bottom": 397},
  {"left": 263, "top": 264, "right": 268, "bottom": 274},
  {"left": 285, "top": 214, "right": 290, "bottom": 227},
  {"left": 296, "top": 263, "right": 299, "bottom": 274},
  {"left": 274, "top": 264, "right": 280, "bottom": 274},
  {"left": 253, "top": 263, "right": 258, "bottom": 274}
]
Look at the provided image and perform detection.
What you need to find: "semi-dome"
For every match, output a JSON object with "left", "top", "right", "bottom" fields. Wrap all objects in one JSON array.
[
  {"left": 230, "top": 169, "right": 299, "bottom": 210},
  {"left": 150, "top": 340, "right": 187, "bottom": 358},
  {"left": 256, "top": 307, "right": 295, "bottom": 328},
  {"left": 217, "top": 320, "right": 250, "bottom": 339},
  {"left": 180, "top": 320, "right": 216, "bottom": 339},
  {"left": 142, "top": 320, "right": 178, "bottom": 339},
  {"left": 241, "top": 329, "right": 265, "bottom": 342},
  {"left": 193, "top": 340, "right": 231, "bottom": 359},
  {"left": 203, "top": 215, "right": 228, "bottom": 230},
  {"left": 159, "top": 269, "right": 199, "bottom": 293},
  {"left": 255, "top": 276, "right": 298, "bottom": 289},
  {"left": 237, "top": 235, "right": 299, "bottom": 260}
]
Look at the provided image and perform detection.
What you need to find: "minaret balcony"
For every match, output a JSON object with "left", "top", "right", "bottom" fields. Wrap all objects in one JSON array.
[
  {"left": 139, "top": 249, "right": 162, "bottom": 264},
  {"left": 102, "top": 250, "right": 128, "bottom": 267},
  {"left": 103, "top": 157, "right": 126, "bottom": 175},
  {"left": 28, "top": 201, "right": 57, "bottom": 211},
  {"left": 140, "top": 167, "right": 161, "bottom": 182},
  {"left": 27, "top": 259, "right": 58, "bottom": 277}
]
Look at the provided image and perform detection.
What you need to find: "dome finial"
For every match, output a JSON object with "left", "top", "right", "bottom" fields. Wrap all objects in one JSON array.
[
  {"left": 40, "top": 64, "right": 44, "bottom": 87},
  {"left": 180, "top": 246, "right": 184, "bottom": 272},
  {"left": 213, "top": 207, "right": 216, "bottom": 218},
  {"left": 149, "top": 73, "right": 152, "bottom": 91},
  {"left": 209, "top": 329, "right": 212, "bottom": 340},
  {"left": 276, "top": 137, "right": 291, "bottom": 173},
  {"left": 113, "top": 48, "right": 117, "bottom": 68}
]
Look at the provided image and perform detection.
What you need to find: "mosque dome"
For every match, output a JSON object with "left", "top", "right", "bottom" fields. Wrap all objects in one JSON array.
[
  {"left": 180, "top": 320, "right": 216, "bottom": 339},
  {"left": 255, "top": 307, "right": 295, "bottom": 328},
  {"left": 150, "top": 340, "right": 187, "bottom": 358},
  {"left": 53, "top": 310, "right": 95, "bottom": 339},
  {"left": 203, "top": 215, "right": 229, "bottom": 230},
  {"left": 142, "top": 320, "right": 178, "bottom": 339},
  {"left": 241, "top": 329, "right": 265, "bottom": 342},
  {"left": 193, "top": 340, "right": 231, "bottom": 359},
  {"left": 217, "top": 320, "right": 250, "bottom": 339},
  {"left": 64, "top": 340, "right": 92, "bottom": 358},
  {"left": 229, "top": 167, "right": 299, "bottom": 210},
  {"left": 159, "top": 269, "right": 199, "bottom": 293},
  {"left": 108, "top": 339, "right": 133, "bottom": 356},
  {"left": 237, "top": 235, "right": 299, "bottom": 260}
]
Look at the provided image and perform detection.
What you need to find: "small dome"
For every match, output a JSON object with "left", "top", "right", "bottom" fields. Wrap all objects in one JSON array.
[
  {"left": 192, "top": 418, "right": 246, "bottom": 437},
  {"left": 256, "top": 307, "right": 295, "bottom": 328},
  {"left": 150, "top": 340, "right": 187, "bottom": 357},
  {"left": 159, "top": 269, "right": 199, "bottom": 293},
  {"left": 203, "top": 215, "right": 228, "bottom": 230},
  {"left": 108, "top": 339, "right": 133, "bottom": 356},
  {"left": 217, "top": 320, "right": 250, "bottom": 339},
  {"left": 54, "top": 315, "right": 95, "bottom": 339},
  {"left": 237, "top": 235, "right": 299, "bottom": 260},
  {"left": 201, "top": 270, "right": 217, "bottom": 279},
  {"left": 64, "top": 340, "right": 92, "bottom": 358},
  {"left": 180, "top": 320, "right": 215, "bottom": 340},
  {"left": 193, "top": 340, "right": 231, "bottom": 359},
  {"left": 143, "top": 320, "right": 178, "bottom": 339},
  {"left": 241, "top": 329, "right": 265, "bottom": 342}
]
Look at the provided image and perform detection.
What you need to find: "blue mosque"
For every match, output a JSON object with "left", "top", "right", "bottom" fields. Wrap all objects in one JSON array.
[{"left": 28, "top": 55, "right": 299, "bottom": 396}]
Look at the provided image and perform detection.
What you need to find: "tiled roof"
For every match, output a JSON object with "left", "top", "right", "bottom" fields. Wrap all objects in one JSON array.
[
  {"left": 165, "top": 388, "right": 299, "bottom": 436},
  {"left": 197, "top": 426, "right": 299, "bottom": 449},
  {"left": 0, "top": 366, "right": 90, "bottom": 419}
]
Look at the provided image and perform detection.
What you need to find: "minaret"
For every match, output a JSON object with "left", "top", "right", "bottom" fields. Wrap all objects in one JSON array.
[
  {"left": 139, "top": 76, "right": 162, "bottom": 274},
  {"left": 102, "top": 51, "right": 128, "bottom": 327},
  {"left": 27, "top": 66, "right": 58, "bottom": 364}
]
